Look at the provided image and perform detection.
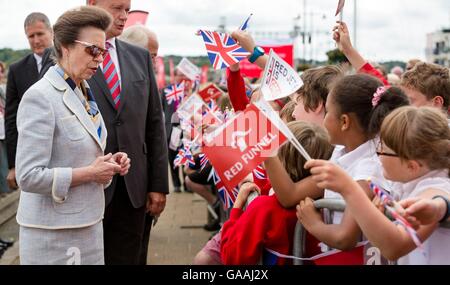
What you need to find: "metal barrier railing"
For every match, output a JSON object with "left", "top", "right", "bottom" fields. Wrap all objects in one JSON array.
[
  {"left": 293, "top": 199, "right": 345, "bottom": 265},
  {"left": 293, "top": 198, "right": 450, "bottom": 265}
]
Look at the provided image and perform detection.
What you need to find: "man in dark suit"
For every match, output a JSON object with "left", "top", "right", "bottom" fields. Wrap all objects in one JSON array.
[
  {"left": 87, "top": 0, "right": 169, "bottom": 265},
  {"left": 5, "top": 12, "right": 53, "bottom": 191}
]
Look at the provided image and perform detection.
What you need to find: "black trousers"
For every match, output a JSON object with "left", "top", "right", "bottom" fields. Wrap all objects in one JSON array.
[{"left": 103, "top": 176, "right": 152, "bottom": 265}]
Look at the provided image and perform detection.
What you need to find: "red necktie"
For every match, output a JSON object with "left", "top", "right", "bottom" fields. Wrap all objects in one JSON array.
[{"left": 102, "top": 42, "right": 121, "bottom": 109}]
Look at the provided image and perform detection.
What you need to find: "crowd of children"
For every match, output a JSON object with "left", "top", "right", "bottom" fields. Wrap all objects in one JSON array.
[{"left": 169, "top": 20, "right": 450, "bottom": 265}]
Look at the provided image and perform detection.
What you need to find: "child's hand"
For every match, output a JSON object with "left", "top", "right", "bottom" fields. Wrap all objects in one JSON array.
[
  {"left": 231, "top": 30, "right": 256, "bottom": 54},
  {"left": 229, "top": 63, "right": 240, "bottom": 72},
  {"left": 234, "top": 182, "right": 261, "bottom": 210},
  {"left": 372, "top": 196, "right": 386, "bottom": 213},
  {"left": 399, "top": 197, "right": 445, "bottom": 228},
  {"left": 296, "top": 198, "right": 322, "bottom": 231},
  {"left": 304, "top": 160, "right": 354, "bottom": 195},
  {"left": 332, "top": 21, "right": 352, "bottom": 54}
]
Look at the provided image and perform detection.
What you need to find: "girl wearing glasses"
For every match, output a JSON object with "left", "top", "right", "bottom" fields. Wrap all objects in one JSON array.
[
  {"left": 305, "top": 107, "right": 450, "bottom": 264},
  {"left": 15, "top": 6, "right": 130, "bottom": 265}
]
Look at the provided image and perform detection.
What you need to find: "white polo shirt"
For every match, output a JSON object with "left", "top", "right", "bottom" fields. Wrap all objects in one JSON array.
[
  {"left": 392, "top": 169, "right": 450, "bottom": 265},
  {"left": 324, "top": 139, "right": 388, "bottom": 224}
]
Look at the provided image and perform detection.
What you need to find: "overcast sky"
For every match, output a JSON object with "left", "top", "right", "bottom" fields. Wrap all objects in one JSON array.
[{"left": 0, "top": 0, "right": 449, "bottom": 62}]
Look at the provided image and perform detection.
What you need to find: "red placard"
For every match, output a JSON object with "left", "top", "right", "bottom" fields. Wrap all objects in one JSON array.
[
  {"left": 200, "top": 65, "right": 209, "bottom": 84},
  {"left": 155, "top": 56, "right": 165, "bottom": 90},
  {"left": 203, "top": 104, "right": 287, "bottom": 190},
  {"left": 199, "top": 84, "right": 223, "bottom": 103},
  {"left": 240, "top": 44, "right": 294, "bottom": 79},
  {"left": 124, "top": 10, "right": 149, "bottom": 29}
]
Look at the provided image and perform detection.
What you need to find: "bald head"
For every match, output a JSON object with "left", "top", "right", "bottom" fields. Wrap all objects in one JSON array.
[{"left": 120, "top": 25, "right": 159, "bottom": 68}]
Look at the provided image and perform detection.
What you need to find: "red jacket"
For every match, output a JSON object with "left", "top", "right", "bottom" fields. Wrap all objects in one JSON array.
[
  {"left": 221, "top": 195, "right": 297, "bottom": 265},
  {"left": 359, "top": 63, "right": 389, "bottom": 86},
  {"left": 227, "top": 68, "right": 249, "bottom": 112}
]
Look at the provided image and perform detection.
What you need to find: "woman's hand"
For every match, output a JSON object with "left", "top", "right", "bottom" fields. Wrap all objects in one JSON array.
[
  {"left": 89, "top": 153, "right": 121, "bottom": 185},
  {"left": 304, "top": 160, "right": 355, "bottom": 195},
  {"left": 110, "top": 152, "right": 131, "bottom": 176}
]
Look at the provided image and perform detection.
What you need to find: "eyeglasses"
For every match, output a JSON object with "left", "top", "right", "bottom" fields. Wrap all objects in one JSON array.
[
  {"left": 74, "top": 40, "right": 107, "bottom": 58},
  {"left": 376, "top": 141, "right": 399, "bottom": 158}
]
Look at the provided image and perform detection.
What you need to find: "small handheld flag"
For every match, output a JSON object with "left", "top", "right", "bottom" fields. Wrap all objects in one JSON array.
[
  {"left": 335, "top": 0, "right": 346, "bottom": 21},
  {"left": 164, "top": 82, "right": 185, "bottom": 105},
  {"left": 239, "top": 14, "right": 253, "bottom": 31},
  {"left": 199, "top": 30, "right": 251, "bottom": 70}
]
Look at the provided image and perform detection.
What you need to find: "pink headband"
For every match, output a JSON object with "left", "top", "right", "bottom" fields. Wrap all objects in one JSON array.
[{"left": 372, "top": 86, "right": 386, "bottom": 108}]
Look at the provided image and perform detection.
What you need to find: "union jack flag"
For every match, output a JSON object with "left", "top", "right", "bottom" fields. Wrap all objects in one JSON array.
[
  {"left": 239, "top": 13, "right": 253, "bottom": 31},
  {"left": 199, "top": 153, "right": 209, "bottom": 171},
  {"left": 173, "top": 143, "right": 195, "bottom": 169},
  {"left": 212, "top": 170, "right": 240, "bottom": 210},
  {"left": 165, "top": 82, "right": 185, "bottom": 105},
  {"left": 369, "top": 181, "right": 394, "bottom": 205},
  {"left": 252, "top": 165, "right": 267, "bottom": 180},
  {"left": 199, "top": 30, "right": 251, "bottom": 70},
  {"left": 369, "top": 180, "right": 424, "bottom": 250}
]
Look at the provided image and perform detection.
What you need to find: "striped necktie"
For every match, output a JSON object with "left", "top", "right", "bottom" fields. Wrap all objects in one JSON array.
[{"left": 103, "top": 42, "right": 121, "bottom": 109}]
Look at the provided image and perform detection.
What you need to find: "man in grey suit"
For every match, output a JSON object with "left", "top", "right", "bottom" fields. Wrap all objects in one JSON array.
[
  {"left": 5, "top": 12, "right": 53, "bottom": 191},
  {"left": 87, "top": 0, "right": 169, "bottom": 265}
]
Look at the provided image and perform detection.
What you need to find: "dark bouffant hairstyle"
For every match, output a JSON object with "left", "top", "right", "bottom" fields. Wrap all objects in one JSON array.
[{"left": 330, "top": 74, "right": 410, "bottom": 137}]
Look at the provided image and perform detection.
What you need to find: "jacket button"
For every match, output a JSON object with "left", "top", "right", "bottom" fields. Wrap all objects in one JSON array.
[{"left": 115, "top": 120, "right": 122, "bottom": 126}]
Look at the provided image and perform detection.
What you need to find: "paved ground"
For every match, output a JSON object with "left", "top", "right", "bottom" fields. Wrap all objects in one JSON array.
[{"left": 147, "top": 191, "right": 212, "bottom": 265}]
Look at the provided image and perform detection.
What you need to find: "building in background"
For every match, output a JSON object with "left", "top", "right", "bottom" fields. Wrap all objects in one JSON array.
[{"left": 426, "top": 28, "right": 450, "bottom": 67}]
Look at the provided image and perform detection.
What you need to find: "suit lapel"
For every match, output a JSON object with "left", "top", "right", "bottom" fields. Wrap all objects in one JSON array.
[
  {"left": 115, "top": 40, "right": 129, "bottom": 116},
  {"left": 92, "top": 70, "right": 117, "bottom": 111},
  {"left": 26, "top": 55, "right": 39, "bottom": 86},
  {"left": 45, "top": 67, "right": 104, "bottom": 150}
]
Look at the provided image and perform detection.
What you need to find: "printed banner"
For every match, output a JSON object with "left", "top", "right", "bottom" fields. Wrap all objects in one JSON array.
[
  {"left": 177, "top": 94, "right": 206, "bottom": 122},
  {"left": 260, "top": 49, "right": 303, "bottom": 101},
  {"left": 203, "top": 104, "right": 287, "bottom": 190},
  {"left": 155, "top": 56, "right": 166, "bottom": 90},
  {"left": 177, "top": 58, "right": 201, "bottom": 81},
  {"left": 240, "top": 44, "right": 294, "bottom": 79},
  {"left": 199, "top": 83, "right": 223, "bottom": 103}
]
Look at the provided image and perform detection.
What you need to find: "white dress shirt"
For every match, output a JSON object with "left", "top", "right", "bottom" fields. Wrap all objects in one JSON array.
[
  {"left": 34, "top": 53, "right": 43, "bottom": 74},
  {"left": 324, "top": 139, "right": 388, "bottom": 224}
]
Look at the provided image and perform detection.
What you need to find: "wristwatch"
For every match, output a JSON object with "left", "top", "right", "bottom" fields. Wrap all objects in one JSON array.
[
  {"left": 249, "top": 46, "right": 265, "bottom": 63},
  {"left": 432, "top": 195, "right": 450, "bottom": 223}
]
